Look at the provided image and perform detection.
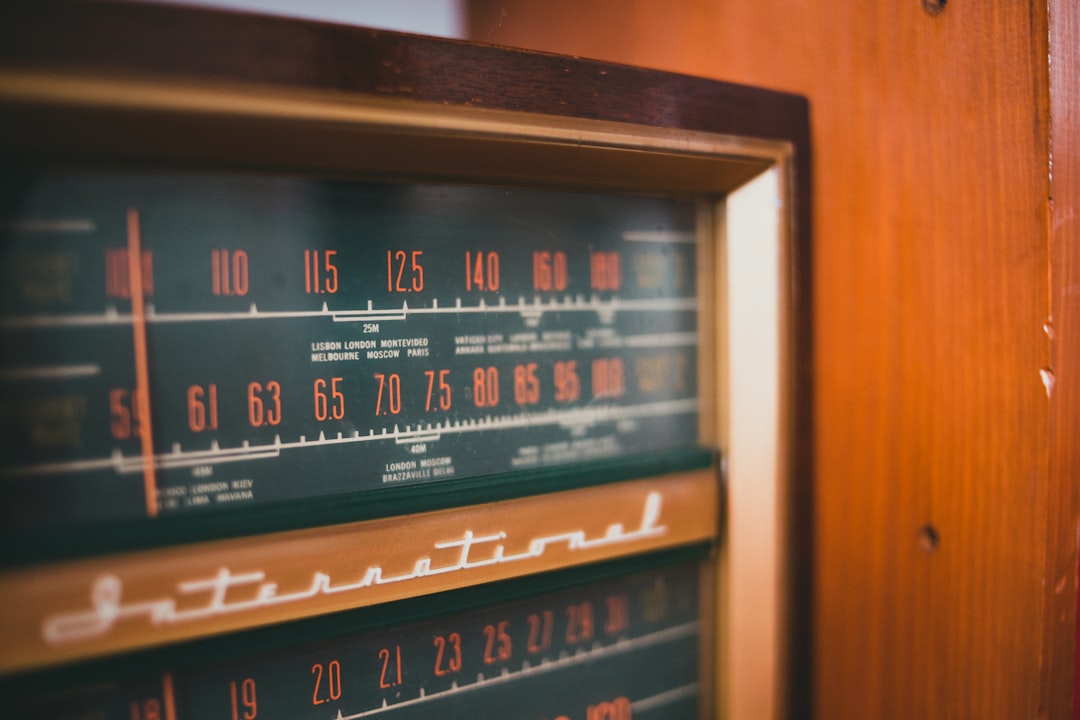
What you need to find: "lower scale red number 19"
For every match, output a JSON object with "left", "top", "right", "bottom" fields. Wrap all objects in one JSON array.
[{"left": 229, "top": 678, "right": 257, "bottom": 720}]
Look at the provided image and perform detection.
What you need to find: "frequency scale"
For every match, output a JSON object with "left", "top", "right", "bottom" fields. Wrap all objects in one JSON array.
[
  {"left": 9, "top": 558, "right": 707, "bottom": 720},
  {"left": 0, "top": 2, "right": 811, "bottom": 718},
  {"left": 1, "top": 172, "right": 702, "bottom": 532}
]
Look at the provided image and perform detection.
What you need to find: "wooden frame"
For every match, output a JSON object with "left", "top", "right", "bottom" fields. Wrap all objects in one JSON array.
[{"left": 0, "top": 1, "right": 812, "bottom": 716}]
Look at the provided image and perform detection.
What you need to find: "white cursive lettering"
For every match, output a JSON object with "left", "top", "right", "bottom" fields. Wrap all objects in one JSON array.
[{"left": 42, "top": 492, "right": 667, "bottom": 646}]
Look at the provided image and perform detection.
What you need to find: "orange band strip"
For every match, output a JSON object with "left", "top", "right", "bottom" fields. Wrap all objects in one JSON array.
[
  {"left": 126, "top": 208, "right": 157, "bottom": 518},
  {"left": 162, "top": 671, "right": 177, "bottom": 720}
]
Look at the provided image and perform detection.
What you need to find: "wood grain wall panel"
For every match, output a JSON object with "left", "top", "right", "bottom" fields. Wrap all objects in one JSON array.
[{"left": 467, "top": 2, "right": 1065, "bottom": 718}]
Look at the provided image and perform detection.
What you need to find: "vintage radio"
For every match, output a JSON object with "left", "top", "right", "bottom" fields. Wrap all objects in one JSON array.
[{"left": 0, "top": 2, "right": 811, "bottom": 717}]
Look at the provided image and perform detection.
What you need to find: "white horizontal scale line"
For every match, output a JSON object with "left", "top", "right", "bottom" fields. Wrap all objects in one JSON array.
[
  {"left": 0, "top": 296, "right": 696, "bottom": 329},
  {"left": 0, "top": 364, "right": 101, "bottom": 381},
  {"left": 335, "top": 621, "right": 698, "bottom": 720},
  {"left": 631, "top": 682, "right": 699, "bottom": 713},
  {"left": 621, "top": 230, "right": 696, "bottom": 244},
  {"left": 0, "top": 218, "right": 97, "bottom": 233},
  {"left": 0, "top": 398, "right": 697, "bottom": 478},
  {"left": 621, "top": 332, "right": 698, "bottom": 348}
]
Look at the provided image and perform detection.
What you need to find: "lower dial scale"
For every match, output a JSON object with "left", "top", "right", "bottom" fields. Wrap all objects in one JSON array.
[{"left": 5, "top": 561, "right": 705, "bottom": 720}]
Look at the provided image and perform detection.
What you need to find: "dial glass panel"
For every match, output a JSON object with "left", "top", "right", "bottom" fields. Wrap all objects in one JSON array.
[{"left": 1, "top": 172, "right": 702, "bottom": 532}]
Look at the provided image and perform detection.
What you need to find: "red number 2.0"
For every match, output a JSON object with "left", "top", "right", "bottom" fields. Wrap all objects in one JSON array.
[{"left": 311, "top": 660, "right": 342, "bottom": 705}]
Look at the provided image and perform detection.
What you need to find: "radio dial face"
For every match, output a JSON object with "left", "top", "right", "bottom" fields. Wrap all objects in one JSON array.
[{"left": 1, "top": 174, "right": 702, "bottom": 532}]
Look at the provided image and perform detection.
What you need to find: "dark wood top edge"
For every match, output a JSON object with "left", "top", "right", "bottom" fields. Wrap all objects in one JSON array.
[{"left": 0, "top": 0, "right": 809, "bottom": 144}]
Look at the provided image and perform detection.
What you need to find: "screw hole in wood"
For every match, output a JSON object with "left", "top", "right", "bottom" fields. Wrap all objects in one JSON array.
[
  {"left": 918, "top": 524, "right": 940, "bottom": 553},
  {"left": 922, "top": 0, "right": 947, "bottom": 16}
]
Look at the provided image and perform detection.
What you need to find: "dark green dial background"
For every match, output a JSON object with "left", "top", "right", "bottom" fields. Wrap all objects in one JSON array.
[{"left": 1, "top": 173, "right": 700, "bottom": 532}]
